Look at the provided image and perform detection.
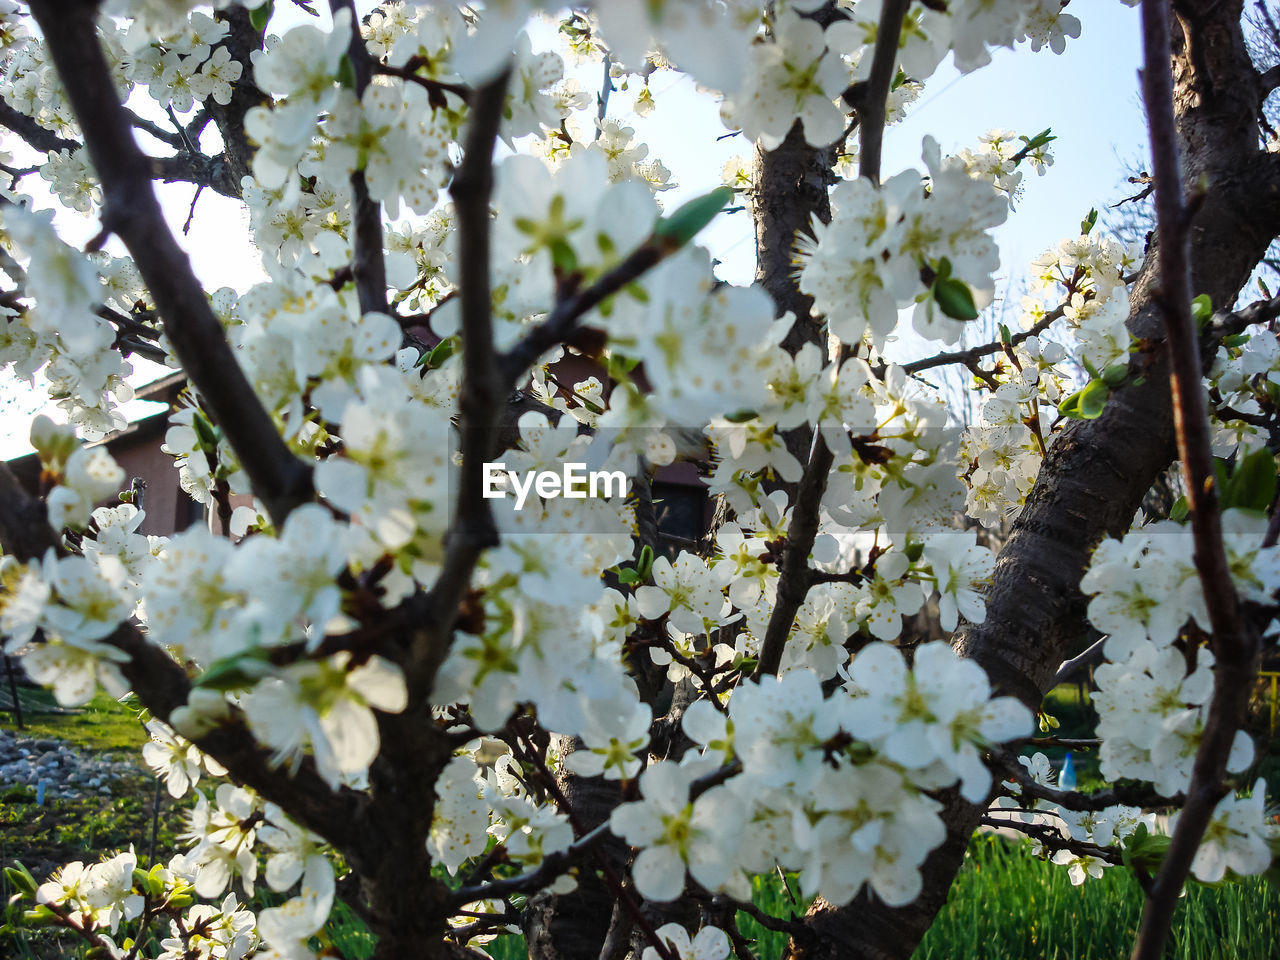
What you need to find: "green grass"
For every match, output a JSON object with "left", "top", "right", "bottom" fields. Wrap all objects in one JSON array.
[
  {"left": 913, "top": 834, "right": 1280, "bottom": 960},
  {"left": 3, "top": 689, "right": 149, "bottom": 754}
]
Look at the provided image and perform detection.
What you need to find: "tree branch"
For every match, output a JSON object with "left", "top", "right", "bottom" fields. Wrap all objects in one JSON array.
[
  {"left": 450, "top": 822, "right": 612, "bottom": 905},
  {"left": 496, "top": 242, "right": 664, "bottom": 384},
  {"left": 752, "top": 430, "right": 834, "bottom": 679},
  {"left": 997, "top": 756, "right": 1184, "bottom": 812},
  {"left": 330, "top": 0, "right": 388, "bottom": 315},
  {"left": 29, "top": 0, "right": 314, "bottom": 526},
  {"left": 421, "top": 67, "right": 511, "bottom": 642},
  {"left": 901, "top": 303, "right": 1068, "bottom": 376},
  {"left": 0, "top": 96, "right": 78, "bottom": 153},
  {"left": 856, "top": 0, "right": 909, "bottom": 183},
  {"left": 1130, "top": 0, "right": 1259, "bottom": 954}
]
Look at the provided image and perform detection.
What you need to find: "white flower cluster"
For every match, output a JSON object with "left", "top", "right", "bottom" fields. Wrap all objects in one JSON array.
[
  {"left": 1082, "top": 511, "right": 1279, "bottom": 793},
  {"left": 610, "top": 650, "right": 1029, "bottom": 906},
  {"left": 797, "top": 137, "right": 1017, "bottom": 350},
  {"left": 991, "top": 752, "right": 1158, "bottom": 885},
  {"left": 958, "top": 228, "right": 1142, "bottom": 526},
  {"left": 0, "top": 207, "right": 135, "bottom": 438}
]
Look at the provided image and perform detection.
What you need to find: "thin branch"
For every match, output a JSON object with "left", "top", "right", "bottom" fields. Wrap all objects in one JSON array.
[
  {"left": 856, "top": 0, "right": 909, "bottom": 183},
  {"left": 373, "top": 61, "right": 472, "bottom": 105},
  {"left": 331, "top": 0, "right": 388, "bottom": 316},
  {"left": 29, "top": 0, "right": 314, "bottom": 526},
  {"left": 127, "top": 107, "right": 185, "bottom": 150},
  {"left": 450, "top": 821, "right": 612, "bottom": 904},
  {"left": 1051, "top": 634, "right": 1107, "bottom": 687},
  {"left": 979, "top": 815, "right": 1124, "bottom": 866},
  {"left": 422, "top": 68, "right": 511, "bottom": 633},
  {"left": 0, "top": 96, "right": 79, "bottom": 153},
  {"left": 901, "top": 304, "right": 1067, "bottom": 376},
  {"left": 998, "top": 757, "right": 1184, "bottom": 812},
  {"left": 594, "top": 53, "right": 614, "bottom": 141},
  {"left": 1208, "top": 294, "right": 1280, "bottom": 338},
  {"left": 496, "top": 242, "right": 664, "bottom": 384},
  {"left": 1130, "top": 1, "right": 1259, "bottom": 956},
  {"left": 752, "top": 430, "right": 834, "bottom": 679}
]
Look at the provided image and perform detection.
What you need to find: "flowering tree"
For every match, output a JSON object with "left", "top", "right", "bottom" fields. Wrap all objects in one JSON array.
[{"left": 1, "top": 0, "right": 1280, "bottom": 958}]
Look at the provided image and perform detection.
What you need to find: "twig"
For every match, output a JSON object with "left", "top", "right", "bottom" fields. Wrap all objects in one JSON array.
[
  {"left": 998, "top": 755, "right": 1184, "bottom": 812},
  {"left": 752, "top": 430, "right": 833, "bottom": 679},
  {"left": 900, "top": 304, "right": 1068, "bottom": 377},
  {"left": 1130, "top": 1, "right": 1260, "bottom": 957},
  {"left": 373, "top": 61, "right": 471, "bottom": 104},
  {"left": 1051, "top": 635, "right": 1107, "bottom": 687},
  {"left": 856, "top": 0, "right": 909, "bottom": 183},
  {"left": 450, "top": 822, "right": 612, "bottom": 904},
  {"left": 979, "top": 815, "right": 1124, "bottom": 866},
  {"left": 423, "top": 68, "right": 511, "bottom": 632},
  {"left": 331, "top": 0, "right": 388, "bottom": 316}
]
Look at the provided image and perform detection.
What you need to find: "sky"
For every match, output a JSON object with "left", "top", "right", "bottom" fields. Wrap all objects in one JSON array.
[{"left": 0, "top": 0, "right": 1150, "bottom": 456}]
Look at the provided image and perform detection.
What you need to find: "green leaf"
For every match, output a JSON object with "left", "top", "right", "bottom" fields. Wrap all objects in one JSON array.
[
  {"left": 1081, "top": 207, "right": 1098, "bottom": 235},
  {"left": 1222, "top": 333, "right": 1251, "bottom": 349},
  {"left": 191, "top": 410, "right": 219, "bottom": 453},
  {"left": 1058, "top": 389, "right": 1084, "bottom": 419},
  {"left": 934, "top": 256, "right": 953, "bottom": 281},
  {"left": 336, "top": 53, "right": 357, "bottom": 91},
  {"left": 1169, "top": 495, "right": 1189, "bottom": 522},
  {"left": 653, "top": 186, "right": 734, "bottom": 248},
  {"left": 933, "top": 277, "right": 979, "bottom": 321},
  {"left": 4, "top": 864, "right": 37, "bottom": 901},
  {"left": 195, "top": 649, "right": 276, "bottom": 692},
  {"left": 249, "top": 0, "right": 274, "bottom": 32},
  {"left": 616, "top": 567, "right": 639, "bottom": 585},
  {"left": 1077, "top": 379, "right": 1110, "bottom": 419},
  {"left": 1222, "top": 448, "right": 1277, "bottom": 513},
  {"left": 998, "top": 323, "right": 1011, "bottom": 344},
  {"left": 23, "top": 905, "right": 58, "bottom": 926},
  {"left": 549, "top": 237, "right": 578, "bottom": 274},
  {"left": 722, "top": 409, "right": 758, "bottom": 423},
  {"left": 636, "top": 544, "right": 654, "bottom": 581},
  {"left": 1192, "top": 293, "right": 1214, "bottom": 329},
  {"left": 422, "top": 336, "right": 456, "bottom": 370},
  {"left": 1101, "top": 363, "right": 1129, "bottom": 388}
]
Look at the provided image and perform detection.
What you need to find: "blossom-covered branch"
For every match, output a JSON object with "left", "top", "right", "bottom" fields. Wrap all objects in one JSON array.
[
  {"left": 28, "top": 0, "right": 314, "bottom": 525},
  {"left": 1129, "top": 0, "right": 1260, "bottom": 954}
]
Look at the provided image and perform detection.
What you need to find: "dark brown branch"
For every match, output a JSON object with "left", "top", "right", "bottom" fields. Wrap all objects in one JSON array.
[
  {"left": 421, "top": 68, "right": 511, "bottom": 639},
  {"left": 127, "top": 108, "right": 184, "bottom": 150},
  {"left": 998, "top": 756, "right": 1184, "bottom": 812},
  {"left": 373, "top": 61, "right": 471, "bottom": 105},
  {"left": 752, "top": 431, "right": 834, "bottom": 679},
  {"left": 30, "top": 0, "right": 314, "bottom": 526},
  {"left": 1262, "top": 63, "right": 1280, "bottom": 96},
  {"left": 451, "top": 822, "right": 612, "bottom": 905},
  {"left": 902, "top": 304, "right": 1067, "bottom": 376},
  {"left": 856, "top": 0, "right": 909, "bottom": 183},
  {"left": 978, "top": 815, "right": 1124, "bottom": 866},
  {"left": 0, "top": 96, "right": 78, "bottom": 153},
  {"left": 1131, "top": 1, "right": 1259, "bottom": 954},
  {"left": 496, "top": 243, "right": 663, "bottom": 384},
  {"left": 331, "top": 0, "right": 388, "bottom": 316}
]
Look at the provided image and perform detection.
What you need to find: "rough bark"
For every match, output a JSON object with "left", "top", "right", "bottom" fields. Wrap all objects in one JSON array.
[
  {"left": 524, "top": 736, "right": 631, "bottom": 960},
  {"left": 752, "top": 122, "right": 839, "bottom": 354},
  {"left": 789, "top": 2, "right": 1280, "bottom": 957}
]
